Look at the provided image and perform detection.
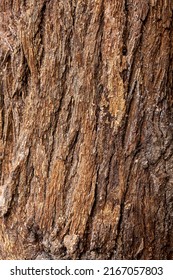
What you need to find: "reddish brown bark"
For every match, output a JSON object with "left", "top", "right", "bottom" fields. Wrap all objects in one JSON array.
[{"left": 0, "top": 0, "right": 173, "bottom": 259}]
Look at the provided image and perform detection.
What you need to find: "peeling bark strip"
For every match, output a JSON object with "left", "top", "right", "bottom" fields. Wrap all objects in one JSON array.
[{"left": 0, "top": 0, "right": 173, "bottom": 260}]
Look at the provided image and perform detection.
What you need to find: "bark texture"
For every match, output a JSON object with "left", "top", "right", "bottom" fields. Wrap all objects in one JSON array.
[{"left": 0, "top": 0, "right": 173, "bottom": 260}]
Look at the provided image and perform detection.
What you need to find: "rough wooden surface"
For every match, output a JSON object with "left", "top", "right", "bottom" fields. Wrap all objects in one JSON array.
[{"left": 0, "top": 0, "right": 173, "bottom": 259}]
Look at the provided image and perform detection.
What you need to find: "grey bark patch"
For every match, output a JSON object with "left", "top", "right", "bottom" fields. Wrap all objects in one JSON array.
[{"left": 63, "top": 234, "right": 79, "bottom": 255}]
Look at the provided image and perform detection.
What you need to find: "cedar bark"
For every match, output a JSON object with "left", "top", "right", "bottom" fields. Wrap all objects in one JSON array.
[{"left": 0, "top": 0, "right": 173, "bottom": 260}]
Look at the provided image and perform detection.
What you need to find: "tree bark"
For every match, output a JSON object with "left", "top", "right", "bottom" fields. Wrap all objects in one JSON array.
[{"left": 0, "top": 0, "right": 173, "bottom": 260}]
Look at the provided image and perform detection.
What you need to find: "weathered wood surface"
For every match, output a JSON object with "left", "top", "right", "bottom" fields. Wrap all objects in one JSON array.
[{"left": 0, "top": 0, "right": 173, "bottom": 259}]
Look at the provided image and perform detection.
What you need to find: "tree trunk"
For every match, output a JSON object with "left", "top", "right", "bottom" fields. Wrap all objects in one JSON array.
[{"left": 0, "top": 0, "right": 173, "bottom": 260}]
